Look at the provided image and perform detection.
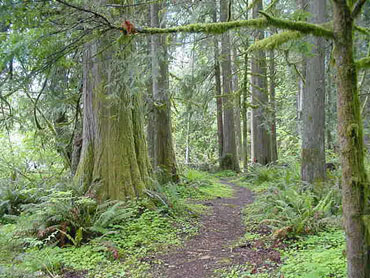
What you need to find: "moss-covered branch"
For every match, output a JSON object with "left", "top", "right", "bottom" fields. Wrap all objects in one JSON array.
[
  {"left": 354, "top": 25, "right": 370, "bottom": 36},
  {"left": 356, "top": 56, "right": 370, "bottom": 69},
  {"left": 137, "top": 12, "right": 333, "bottom": 39},
  {"left": 258, "top": 11, "right": 334, "bottom": 38},
  {"left": 139, "top": 18, "right": 268, "bottom": 35},
  {"left": 248, "top": 31, "right": 302, "bottom": 52}
]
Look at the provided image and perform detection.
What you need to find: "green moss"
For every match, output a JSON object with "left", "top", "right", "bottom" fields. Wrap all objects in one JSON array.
[
  {"left": 140, "top": 18, "right": 268, "bottom": 35},
  {"left": 355, "top": 56, "right": 370, "bottom": 69},
  {"left": 248, "top": 31, "right": 302, "bottom": 52},
  {"left": 259, "top": 11, "right": 334, "bottom": 38}
]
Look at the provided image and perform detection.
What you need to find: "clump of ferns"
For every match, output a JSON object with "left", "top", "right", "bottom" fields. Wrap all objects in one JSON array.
[{"left": 29, "top": 191, "right": 144, "bottom": 247}]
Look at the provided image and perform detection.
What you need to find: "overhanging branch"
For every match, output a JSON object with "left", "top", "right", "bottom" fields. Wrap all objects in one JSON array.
[
  {"left": 258, "top": 11, "right": 334, "bottom": 38},
  {"left": 137, "top": 13, "right": 333, "bottom": 39}
]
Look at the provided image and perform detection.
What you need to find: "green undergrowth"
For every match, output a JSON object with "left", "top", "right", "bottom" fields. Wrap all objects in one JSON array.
[
  {"left": 0, "top": 168, "right": 232, "bottom": 278},
  {"left": 240, "top": 163, "right": 342, "bottom": 237},
  {"left": 216, "top": 230, "right": 346, "bottom": 278},
  {"left": 217, "top": 163, "right": 345, "bottom": 278},
  {"left": 280, "top": 230, "right": 346, "bottom": 278}
]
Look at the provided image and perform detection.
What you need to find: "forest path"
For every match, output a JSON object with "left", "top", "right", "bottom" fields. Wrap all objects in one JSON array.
[{"left": 150, "top": 179, "right": 280, "bottom": 278}]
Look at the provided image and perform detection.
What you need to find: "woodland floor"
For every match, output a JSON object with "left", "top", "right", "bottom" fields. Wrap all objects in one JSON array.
[{"left": 149, "top": 179, "right": 281, "bottom": 278}]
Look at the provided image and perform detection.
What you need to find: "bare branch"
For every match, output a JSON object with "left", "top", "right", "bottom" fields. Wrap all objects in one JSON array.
[
  {"left": 352, "top": 0, "right": 367, "bottom": 19},
  {"left": 55, "top": 0, "right": 118, "bottom": 30}
]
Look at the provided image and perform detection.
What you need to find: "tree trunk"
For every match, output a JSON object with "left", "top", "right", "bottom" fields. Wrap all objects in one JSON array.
[
  {"left": 232, "top": 46, "right": 242, "bottom": 161},
  {"left": 269, "top": 48, "right": 278, "bottom": 162},
  {"left": 146, "top": 9, "right": 155, "bottom": 165},
  {"left": 251, "top": 0, "right": 271, "bottom": 165},
  {"left": 220, "top": 0, "right": 240, "bottom": 172},
  {"left": 332, "top": 1, "right": 370, "bottom": 277},
  {"left": 213, "top": 3, "right": 224, "bottom": 165},
  {"left": 296, "top": 0, "right": 307, "bottom": 136},
  {"left": 150, "top": 2, "right": 178, "bottom": 182},
  {"left": 301, "top": 0, "right": 326, "bottom": 186},
  {"left": 75, "top": 34, "right": 151, "bottom": 201},
  {"left": 242, "top": 50, "right": 249, "bottom": 171}
]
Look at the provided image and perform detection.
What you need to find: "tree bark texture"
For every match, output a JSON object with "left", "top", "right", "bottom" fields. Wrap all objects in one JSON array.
[
  {"left": 220, "top": 0, "right": 240, "bottom": 172},
  {"left": 251, "top": 0, "right": 271, "bottom": 165},
  {"left": 301, "top": 0, "right": 326, "bottom": 185},
  {"left": 332, "top": 1, "right": 370, "bottom": 277},
  {"left": 76, "top": 34, "right": 151, "bottom": 201},
  {"left": 150, "top": 3, "right": 178, "bottom": 182}
]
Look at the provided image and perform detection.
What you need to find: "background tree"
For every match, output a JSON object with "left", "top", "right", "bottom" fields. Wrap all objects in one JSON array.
[
  {"left": 300, "top": 0, "right": 326, "bottom": 186},
  {"left": 251, "top": 0, "right": 271, "bottom": 165},
  {"left": 150, "top": 2, "right": 178, "bottom": 182},
  {"left": 219, "top": 0, "right": 240, "bottom": 171}
]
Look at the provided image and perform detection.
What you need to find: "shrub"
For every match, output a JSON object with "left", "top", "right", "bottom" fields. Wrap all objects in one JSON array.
[{"left": 242, "top": 164, "right": 342, "bottom": 238}]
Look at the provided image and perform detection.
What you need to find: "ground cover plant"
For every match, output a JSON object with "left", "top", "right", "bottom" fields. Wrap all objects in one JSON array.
[
  {"left": 1, "top": 0, "right": 370, "bottom": 277},
  {"left": 216, "top": 163, "right": 346, "bottom": 278},
  {"left": 0, "top": 169, "right": 232, "bottom": 278}
]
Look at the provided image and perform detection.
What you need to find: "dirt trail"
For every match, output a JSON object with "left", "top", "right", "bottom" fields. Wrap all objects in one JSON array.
[{"left": 150, "top": 179, "right": 281, "bottom": 278}]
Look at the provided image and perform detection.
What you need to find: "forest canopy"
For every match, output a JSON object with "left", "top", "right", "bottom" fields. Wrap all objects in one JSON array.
[{"left": 0, "top": 0, "right": 370, "bottom": 278}]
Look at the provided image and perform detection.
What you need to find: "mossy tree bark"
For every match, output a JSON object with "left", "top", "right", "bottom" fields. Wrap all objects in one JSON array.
[
  {"left": 75, "top": 33, "right": 151, "bottom": 201},
  {"left": 219, "top": 0, "right": 240, "bottom": 172},
  {"left": 332, "top": 1, "right": 370, "bottom": 277},
  {"left": 251, "top": 0, "right": 271, "bottom": 165},
  {"left": 301, "top": 0, "right": 326, "bottom": 186},
  {"left": 150, "top": 2, "right": 178, "bottom": 182}
]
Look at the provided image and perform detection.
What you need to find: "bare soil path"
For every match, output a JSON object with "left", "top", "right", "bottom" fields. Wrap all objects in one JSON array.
[{"left": 150, "top": 179, "right": 281, "bottom": 278}]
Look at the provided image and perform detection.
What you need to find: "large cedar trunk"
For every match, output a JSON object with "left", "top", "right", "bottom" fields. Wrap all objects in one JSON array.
[
  {"left": 332, "top": 1, "right": 370, "bottom": 277},
  {"left": 301, "top": 0, "right": 326, "bottom": 186},
  {"left": 219, "top": 0, "right": 240, "bottom": 172},
  {"left": 75, "top": 34, "right": 151, "bottom": 201},
  {"left": 251, "top": 0, "right": 271, "bottom": 165},
  {"left": 150, "top": 3, "right": 178, "bottom": 182}
]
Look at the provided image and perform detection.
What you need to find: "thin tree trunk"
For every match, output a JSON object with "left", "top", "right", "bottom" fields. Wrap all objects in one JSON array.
[
  {"left": 301, "top": 0, "right": 326, "bottom": 186},
  {"left": 220, "top": 0, "right": 240, "bottom": 171},
  {"left": 269, "top": 48, "right": 278, "bottom": 162},
  {"left": 213, "top": 2, "right": 224, "bottom": 165},
  {"left": 332, "top": 1, "right": 370, "bottom": 277},
  {"left": 242, "top": 50, "right": 249, "bottom": 171},
  {"left": 251, "top": 0, "right": 271, "bottom": 165},
  {"left": 150, "top": 2, "right": 178, "bottom": 182},
  {"left": 232, "top": 46, "right": 242, "bottom": 161},
  {"left": 185, "top": 112, "right": 192, "bottom": 164},
  {"left": 146, "top": 9, "right": 155, "bottom": 165},
  {"left": 296, "top": 0, "right": 307, "bottom": 136}
]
